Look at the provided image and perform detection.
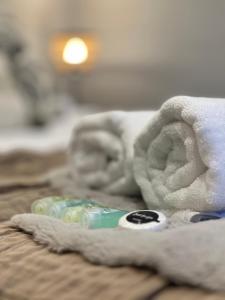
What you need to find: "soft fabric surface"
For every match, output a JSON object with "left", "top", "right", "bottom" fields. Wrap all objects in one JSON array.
[
  {"left": 11, "top": 213, "right": 225, "bottom": 291},
  {"left": 0, "top": 148, "right": 167, "bottom": 300},
  {"left": 0, "top": 151, "right": 66, "bottom": 222},
  {"left": 3, "top": 150, "right": 225, "bottom": 296},
  {"left": 1, "top": 223, "right": 167, "bottom": 300},
  {"left": 0, "top": 151, "right": 175, "bottom": 300},
  {"left": 134, "top": 96, "right": 225, "bottom": 211},
  {"left": 69, "top": 111, "right": 154, "bottom": 195},
  {"left": 0, "top": 102, "right": 95, "bottom": 153},
  {"left": 11, "top": 96, "right": 225, "bottom": 292}
]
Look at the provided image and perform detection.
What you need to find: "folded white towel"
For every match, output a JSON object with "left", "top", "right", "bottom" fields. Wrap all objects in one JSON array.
[
  {"left": 69, "top": 111, "right": 154, "bottom": 195},
  {"left": 134, "top": 96, "right": 225, "bottom": 211}
]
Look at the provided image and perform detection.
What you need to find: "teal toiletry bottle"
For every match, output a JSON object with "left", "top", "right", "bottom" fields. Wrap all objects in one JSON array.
[{"left": 80, "top": 207, "right": 128, "bottom": 229}]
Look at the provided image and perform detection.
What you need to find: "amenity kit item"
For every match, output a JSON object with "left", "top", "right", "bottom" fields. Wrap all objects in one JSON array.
[
  {"left": 31, "top": 196, "right": 71, "bottom": 215},
  {"left": 119, "top": 210, "right": 167, "bottom": 231},
  {"left": 32, "top": 196, "right": 96, "bottom": 219},
  {"left": 32, "top": 196, "right": 128, "bottom": 229},
  {"left": 31, "top": 197, "right": 168, "bottom": 230},
  {"left": 187, "top": 210, "right": 225, "bottom": 222},
  {"left": 80, "top": 207, "right": 128, "bottom": 229},
  {"left": 69, "top": 111, "right": 154, "bottom": 195}
]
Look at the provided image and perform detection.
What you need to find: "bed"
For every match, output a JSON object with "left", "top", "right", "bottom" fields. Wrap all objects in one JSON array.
[{"left": 0, "top": 150, "right": 224, "bottom": 300}]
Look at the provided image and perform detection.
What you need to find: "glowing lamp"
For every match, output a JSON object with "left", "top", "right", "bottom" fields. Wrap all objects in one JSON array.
[
  {"left": 50, "top": 33, "right": 97, "bottom": 72},
  {"left": 63, "top": 37, "right": 88, "bottom": 65}
]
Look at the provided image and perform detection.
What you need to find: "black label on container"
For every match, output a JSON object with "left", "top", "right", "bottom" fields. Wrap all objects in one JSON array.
[{"left": 126, "top": 211, "right": 160, "bottom": 224}]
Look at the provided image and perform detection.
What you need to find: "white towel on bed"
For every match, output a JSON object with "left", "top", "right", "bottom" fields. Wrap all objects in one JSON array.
[
  {"left": 134, "top": 96, "right": 225, "bottom": 211},
  {"left": 69, "top": 111, "right": 154, "bottom": 195}
]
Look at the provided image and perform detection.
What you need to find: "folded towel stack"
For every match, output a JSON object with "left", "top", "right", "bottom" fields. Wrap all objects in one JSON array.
[
  {"left": 69, "top": 111, "right": 153, "bottom": 195},
  {"left": 69, "top": 96, "right": 225, "bottom": 212}
]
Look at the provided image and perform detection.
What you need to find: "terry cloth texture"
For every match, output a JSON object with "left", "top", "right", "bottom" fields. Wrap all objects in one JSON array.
[
  {"left": 69, "top": 111, "right": 154, "bottom": 195},
  {"left": 2, "top": 150, "right": 225, "bottom": 298},
  {"left": 11, "top": 213, "right": 225, "bottom": 292},
  {"left": 134, "top": 96, "right": 225, "bottom": 211},
  {"left": 9, "top": 172, "right": 225, "bottom": 292},
  {"left": 0, "top": 151, "right": 175, "bottom": 300},
  {"left": 0, "top": 223, "right": 169, "bottom": 300}
]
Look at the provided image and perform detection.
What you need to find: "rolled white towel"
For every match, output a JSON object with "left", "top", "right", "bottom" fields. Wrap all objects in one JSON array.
[
  {"left": 69, "top": 111, "right": 154, "bottom": 195},
  {"left": 134, "top": 96, "right": 225, "bottom": 211}
]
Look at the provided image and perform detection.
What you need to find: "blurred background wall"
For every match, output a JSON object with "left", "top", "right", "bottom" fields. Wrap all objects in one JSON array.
[{"left": 5, "top": 0, "right": 225, "bottom": 109}]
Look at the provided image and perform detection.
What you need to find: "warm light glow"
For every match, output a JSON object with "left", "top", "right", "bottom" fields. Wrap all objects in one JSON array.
[{"left": 62, "top": 37, "right": 88, "bottom": 65}]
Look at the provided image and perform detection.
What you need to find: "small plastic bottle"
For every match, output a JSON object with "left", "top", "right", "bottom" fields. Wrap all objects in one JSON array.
[{"left": 80, "top": 207, "right": 128, "bottom": 229}]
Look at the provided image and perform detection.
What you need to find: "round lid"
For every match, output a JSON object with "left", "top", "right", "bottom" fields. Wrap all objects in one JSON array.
[{"left": 119, "top": 210, "right": 167, "bottom": 231}]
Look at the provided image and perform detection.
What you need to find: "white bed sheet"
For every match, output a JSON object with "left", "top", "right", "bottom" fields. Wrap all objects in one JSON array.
[{"left": 0, "top": 104, "right": 95, "bottom": 153}]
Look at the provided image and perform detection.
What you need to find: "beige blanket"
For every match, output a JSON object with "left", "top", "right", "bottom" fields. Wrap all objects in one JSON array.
[
  {"left": 0, "top": 151, "right": 167, "bottom": 300},
  {"left": 1, "top": 151, "right": 225, "bottom": 299}
]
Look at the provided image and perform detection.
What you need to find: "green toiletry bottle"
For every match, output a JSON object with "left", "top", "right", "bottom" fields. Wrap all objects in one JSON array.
[{"left": 80, "top": 207, "right": 128, "bottom": 229}]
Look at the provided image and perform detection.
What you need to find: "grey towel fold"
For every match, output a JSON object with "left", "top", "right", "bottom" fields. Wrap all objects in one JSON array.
[{"left": 10, "top": 212, "right": 225, "bottom": 291}]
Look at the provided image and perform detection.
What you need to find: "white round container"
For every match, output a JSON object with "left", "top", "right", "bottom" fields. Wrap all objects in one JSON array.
[{"left": 119, "top": 210, "right": 167, "bottom": 231}]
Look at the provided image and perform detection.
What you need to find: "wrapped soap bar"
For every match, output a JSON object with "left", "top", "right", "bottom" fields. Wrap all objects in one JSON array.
[
  {"left": 47, "top": 199, "right": 96, "bottom": 218},
  {"left": 61, "top": 206, "right": 88, "bottom": 223},
  {"left": 31, "top": 196, "right": 96, "bottom": 217},
  {"left": 55, "top": 201, "right": 103, "bottom": 221},
  {"left": 80, "top": 207, "right": 128, "bottom": 229},
  {"left": 31, "top": 196, "right": 72, "bottom": 215}
]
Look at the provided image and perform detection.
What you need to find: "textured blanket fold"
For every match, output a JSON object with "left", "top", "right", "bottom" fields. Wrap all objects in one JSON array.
[
  {"left": 134, "top": 96, "right": 225, "bottom": 211},
  {"left": 10, "top": 213, "right": 225, "bottom": 291},
  {"left": 69, "top": 111, "right": 153, "bottom": 195}
]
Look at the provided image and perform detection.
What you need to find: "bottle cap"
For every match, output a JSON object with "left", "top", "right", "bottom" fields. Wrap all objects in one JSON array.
[{"left": 119, "top": 210, "right": 167, "bottom": 231}]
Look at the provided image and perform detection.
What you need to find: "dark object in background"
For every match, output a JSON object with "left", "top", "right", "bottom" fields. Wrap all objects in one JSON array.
[{"left": 0, "top": 13, "right": 61, "bottom": 127}]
